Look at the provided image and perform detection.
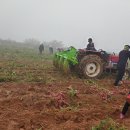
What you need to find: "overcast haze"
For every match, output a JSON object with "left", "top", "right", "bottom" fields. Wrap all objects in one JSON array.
[{"left": 0, "top": 0, "right": 130, "bottom": 52}]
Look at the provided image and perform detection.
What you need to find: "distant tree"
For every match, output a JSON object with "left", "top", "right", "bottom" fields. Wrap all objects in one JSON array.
[
  {"left": 43, "top": 40, "right": 64, "bottom": 48},
  {"left": 40, "top": 40, "right": 64, "bottom": 53},
  {"left": 50, "top": 40, "right": 64, "bottom": 48},
  {"left": 24, "top": 38, "right": 40, "bottom": 45},
  {"left": 24, "top": 38, "right": 41, "bottom": 49}
]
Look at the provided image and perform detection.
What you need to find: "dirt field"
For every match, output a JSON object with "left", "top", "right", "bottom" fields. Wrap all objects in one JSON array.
[{"left": 0, "top": 45, "right": 130, "bottom": 130}]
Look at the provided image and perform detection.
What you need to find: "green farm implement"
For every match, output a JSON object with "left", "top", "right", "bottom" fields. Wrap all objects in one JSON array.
[{"left": 53, "top": 46, "right": 78, "bottom": 74}]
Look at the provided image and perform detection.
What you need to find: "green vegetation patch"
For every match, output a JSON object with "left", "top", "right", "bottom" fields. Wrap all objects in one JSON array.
[
  {"left": 0, "top": 43, "right": 54, "bottom": 83},
  {"left": 92, "top": 118, "right": 127, "bottom": 130}
]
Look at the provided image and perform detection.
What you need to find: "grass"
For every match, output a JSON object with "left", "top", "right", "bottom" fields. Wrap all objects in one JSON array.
[
  {"left": 0, "top": 43, "right": 54, "bottom": 83},
  {"left": 92, "top": 118, "right": 127, "bottom": 130},
  {"left": 68, "top": 86, "right": 77, "bottom": 98}
]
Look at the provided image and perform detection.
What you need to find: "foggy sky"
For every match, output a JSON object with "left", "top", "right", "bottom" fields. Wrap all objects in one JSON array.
[{"left": 0, "top": 0, "right": 130, "bottom": 52}]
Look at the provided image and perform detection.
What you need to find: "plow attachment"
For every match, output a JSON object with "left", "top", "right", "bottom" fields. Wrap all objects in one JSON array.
[{"left": 53, "top": 46, "right": 78, "bottom": 74}]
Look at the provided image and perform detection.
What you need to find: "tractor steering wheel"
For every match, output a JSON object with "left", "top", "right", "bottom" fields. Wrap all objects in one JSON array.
[
  {"left": 98, "top": 49, "right": 106, "bottom": 55},
  {"left": 98, "top": 49, "right": 104, "bottom": 52}
]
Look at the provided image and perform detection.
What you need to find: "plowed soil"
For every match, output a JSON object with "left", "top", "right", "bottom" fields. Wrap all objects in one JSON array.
[{"left": 0, "top": 48, "right": 130, "bottom": 130}]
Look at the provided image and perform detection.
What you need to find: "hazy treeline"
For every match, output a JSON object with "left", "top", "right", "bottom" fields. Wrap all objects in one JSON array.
[{"left": 0, "top": 38, "right": 64, "bottom": 53}]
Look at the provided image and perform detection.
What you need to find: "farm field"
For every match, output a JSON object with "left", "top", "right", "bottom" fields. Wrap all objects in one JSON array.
[{"left": 0, "top": 44, "right": 130, "bottom": 130}]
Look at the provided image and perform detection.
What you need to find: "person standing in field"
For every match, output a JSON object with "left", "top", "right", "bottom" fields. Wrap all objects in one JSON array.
[
  {"left": 39, "top": 44, "right": 44, "bottom": 54},
  {"left": 49, "top": 46, "right": 53, "bottom": 54},
  {"left": 86, "top": 38, "right": 96, "bottom": 51},
  {"left": 114, "top": 45, "right": 130, "bottom": 87}
]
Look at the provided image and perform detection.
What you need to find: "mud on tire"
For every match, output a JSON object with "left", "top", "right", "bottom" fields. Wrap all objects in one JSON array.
[{"left": 79, "top": 54, "right": 105, "bottom": 78}]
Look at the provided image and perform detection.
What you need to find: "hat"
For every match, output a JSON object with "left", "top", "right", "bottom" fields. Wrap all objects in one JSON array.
[
  {"left": 124, "top": 45, "right": 130, "bottom": 50},
  {"left": 88, "top": 38, "right": 92, "bottom": 42}
]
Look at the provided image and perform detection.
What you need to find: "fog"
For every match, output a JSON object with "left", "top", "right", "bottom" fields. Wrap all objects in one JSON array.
[{"left": 0, "top": 0, "right": 130, "bottom": 52}]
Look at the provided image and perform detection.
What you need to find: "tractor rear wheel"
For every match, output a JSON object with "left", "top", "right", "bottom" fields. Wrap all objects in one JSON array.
[{"left": 79, "top": 55, "right": 105, "bottom": 78}]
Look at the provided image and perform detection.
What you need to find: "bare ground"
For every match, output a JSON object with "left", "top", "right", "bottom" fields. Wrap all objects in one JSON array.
[{"left": 1, "top": 60, "right": 130, "bottom": 130}]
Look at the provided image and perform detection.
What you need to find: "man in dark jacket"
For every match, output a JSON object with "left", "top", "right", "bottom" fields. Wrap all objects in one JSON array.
[
  {"left": 49, "top": 46, "right": 53, "bottom": 54},
  {"left": 86, "top": 38, "right": 96, "bottom": 51},
  {"left": 39, "top": 44, "right": 44, "bottom": 54},
  {"left": 114, "top": 45, "right": 130, "bottom": 86}
]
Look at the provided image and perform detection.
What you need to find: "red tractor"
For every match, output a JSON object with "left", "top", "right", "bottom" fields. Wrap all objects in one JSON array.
[
  {"left": 77, "top": 49, "right": 130, "bottom": 79},
  {"left": 54, "top": 47, "right": 130, "bottom": 79}
]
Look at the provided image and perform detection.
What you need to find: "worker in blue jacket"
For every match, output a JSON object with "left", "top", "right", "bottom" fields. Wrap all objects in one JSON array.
[
  {"left": 86, "top": 38, "right": 96, "bottom": 51},
  {"left": 114, "top": 45, "right": 130, "bottom": 86}
]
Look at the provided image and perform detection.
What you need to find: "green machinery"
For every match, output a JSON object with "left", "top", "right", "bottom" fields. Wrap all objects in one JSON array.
[{"left": 53, "top": 46, "right": 78, "bottom": 74}]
